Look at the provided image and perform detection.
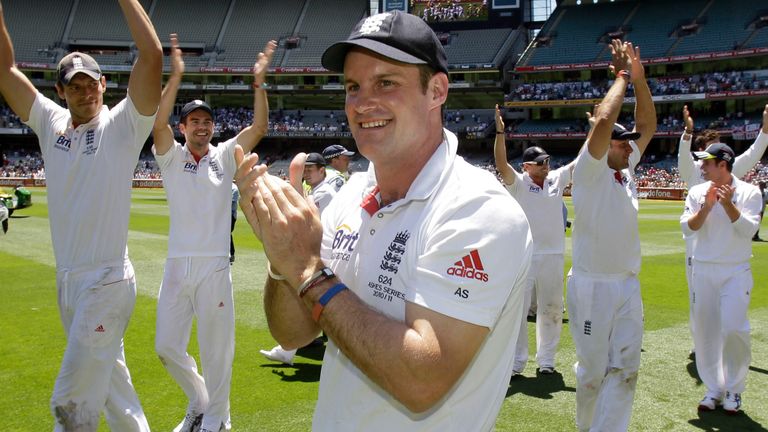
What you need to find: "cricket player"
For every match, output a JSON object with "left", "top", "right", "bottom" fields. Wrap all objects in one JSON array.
[
  {"left": 681, "top": 143, "right": 761, "bottom": 414},
  {"left": 237, "top": 10, "right": 531, "bottom": 430},
  {"left": 152, "top": 34, "right": 274, "bottom": 432},
  {"left": 0, "top": 1, "right": 161, "bottom": 430},
  {"left": 567, "top": 39, "right": 656, "bottom": 432},
  {"left": 678, "top": 104, "right": 768, "bottom": 356},
  {"left": 494, "top": 104, "right": 574, "bottom": 376}
]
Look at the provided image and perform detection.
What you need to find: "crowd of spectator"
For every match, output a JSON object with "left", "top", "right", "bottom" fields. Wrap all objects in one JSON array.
[{"left": 508, "top": 70, "right": 768, "bottom": 102}]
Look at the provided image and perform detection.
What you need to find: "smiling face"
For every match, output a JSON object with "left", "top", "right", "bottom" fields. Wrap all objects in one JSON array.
[
  {"left": 55, "top": 74, "right": 106, "bottom": 126},
  {"left": 343, "top": 48, "right": 446, "bottom": 170},
  {"left": 179, "top": 109, "right": 214, "bottom": 154}
]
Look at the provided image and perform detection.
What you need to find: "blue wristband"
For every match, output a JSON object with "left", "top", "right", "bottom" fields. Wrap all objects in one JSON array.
[{"left": 312, "top": 283, "right": 347, "bottom": 322}]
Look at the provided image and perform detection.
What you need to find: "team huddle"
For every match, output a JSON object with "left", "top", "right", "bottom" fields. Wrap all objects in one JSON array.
[{"left": 0, "top": 1, "right": 763, "bottom": 431}]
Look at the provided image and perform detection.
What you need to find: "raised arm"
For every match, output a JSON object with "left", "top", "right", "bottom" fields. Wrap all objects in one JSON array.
[
  {"left": 628, "top": 43, "right": 656, "bottom": 155},
  {"left": 235, "top": 40, "right": 276, "bottom": 154},
  {"left": 120, "top": 0, "right": 162, "bottom": 116},
  {"left": 0, "top": 1, "right": 37, "bottom": 122},
  {"left": 732, "top": 104, "right": 768, "bottom": 178},
  {"left": 586, "top": 39, "right": 630, "bottom": 160},
  {"left": 152, "top": 33, "right": 183, "bottom": 156},
  {"left": 493, "top": 104, "right": 517, "bottom": 184},
  {"left": 678, "top": 105, "right": 695, "bottom": 184}
]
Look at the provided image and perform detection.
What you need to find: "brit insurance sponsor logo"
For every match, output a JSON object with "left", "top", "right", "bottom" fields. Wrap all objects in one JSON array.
[
  {"left": 54, "top": 134, "right": 71, "bottom": 152},
  {"left": 331, "top": 224, "right": 359, "bottom": 262},
  {"left": 183, "top": 160, "right": 198, "bottom": 174},
  {"left": 446, "top": 249, "right": 489, "bottom": 282}
]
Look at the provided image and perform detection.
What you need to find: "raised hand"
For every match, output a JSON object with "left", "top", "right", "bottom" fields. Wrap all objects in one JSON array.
[
  {"left": 682, "top": 105, "right": 694, "bottom": 132},
  {"left": 169, "top": 33, "right": 184, "bottom": 77},
  {"left": 254, "top": 40, "right": 277, "bottom": 86},
  {"left": 608, "top": 39, "right": 629, "bottom": 76},
  {"left": 494, "top": 104, "right": 505, "bottom": 132}
]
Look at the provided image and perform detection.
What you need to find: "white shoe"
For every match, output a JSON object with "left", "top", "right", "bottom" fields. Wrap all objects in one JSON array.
[
  {"left": 723, "top": 392, "right": 742, "bottom": 414},
  {"left": 174, "top": 412, "right": 203, "bottom": 432},
  {"left": 200, "top": 424, "right": 224, "bottom": 432},
  {"left": 538, "top": 366, "right": 555, "bottom": 374},
  {"left": 697, "top": 394, "right": 720, "bottom": 412},
  {"left": 260, "top": 345, "right": 296, "bottom": 365}
]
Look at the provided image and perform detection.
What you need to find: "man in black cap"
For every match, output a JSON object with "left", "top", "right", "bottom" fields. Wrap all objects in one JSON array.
[
  {"left": 236, "top": 9, "right": 531, "bottom": 430},
  {"left": 682, "top": 143, "right": 761, "bottom": 414},
  {"left": 0, "top": 1, "right": 162, "bottom": 430},
  {"left": 494, "top": 104, "right": 575, "bottom": 378},
  {"left": 567, "top": 39, "right": 656, "bottom": 432},
  {"left": 322, "top": 144, "right": 355, "bottom": 191},
  {"left": 151, "top": 34, "right": 274, "bottom": 432}
]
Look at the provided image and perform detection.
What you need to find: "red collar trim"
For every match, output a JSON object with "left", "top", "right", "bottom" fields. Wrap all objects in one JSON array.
[{"left": 360, "top": 185, "right": 381, "bottom": 216}]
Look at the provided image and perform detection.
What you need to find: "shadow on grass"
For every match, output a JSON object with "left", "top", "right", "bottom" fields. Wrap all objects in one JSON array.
[
  {"left": 686, "top": 355, "right": 703, "bottom": 385},
  {"left": 749, "top": 365, "right": 768, "bottom": 375},
  {"left": 267, "top": 363, "right": 323, "bottom": 383},
  {"left": 505, "top": 369, "right": 576, "bottom": 400},
  {"left": 689, "top": 409, "right": 766, "bottom": 431},
  {"left": 260, "top": 342, "right": 326, "bottom": 383}
]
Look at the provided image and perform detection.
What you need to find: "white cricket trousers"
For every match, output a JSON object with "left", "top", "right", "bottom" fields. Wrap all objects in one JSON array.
[
  {"left": 691, "top": 261, "right": 752, "bottom": 396},
  {"left": 52, "top": 259, "right": 149, "bottom": 432},
  {"left": 567, "top": 271, "right": 643, "bottom": 432},
  {"left": 155, "top": 256, "right": 234, "bottom": 431},
  {"left": 513, "top": 253, "right": 564, "bottom": 370}
]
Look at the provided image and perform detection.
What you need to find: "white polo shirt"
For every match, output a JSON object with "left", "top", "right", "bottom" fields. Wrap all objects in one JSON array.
[
  {"left": 25, "top": 92, "right": 154, "bottom": 269},
  {"left": 678, "top": 131, "right": 768, "bottom": 188},
  {"left": 154, "top": 138, "right": 238, "bottom": 258},
  {"left": 681, "top": 176, "right": 761, "bottom": 264},
  {"left": 504, "top": 164, "right": 571, "bottom": 255},
  {"left": 313, "top": 130, "right": 532, "bottom": 431},
  {"left": 571, "top": 141, "right": 641, "bottom": 275}
]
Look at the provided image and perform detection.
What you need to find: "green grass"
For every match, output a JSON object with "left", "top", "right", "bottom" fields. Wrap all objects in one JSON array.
[{"left": 1, "top": 188, "right": 767, "bottom": 431}]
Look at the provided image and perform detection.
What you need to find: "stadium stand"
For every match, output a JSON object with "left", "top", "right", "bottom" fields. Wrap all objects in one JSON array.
[
  {"left": 217, "top": 0, "right": 305, "bottom": 67},
  {"left": 281, "top": 0, "right": 367, "bottom": 68},
  {"left": 2, "top": 0, "right": 72, "bottom": 63},
  {"left": 442, "top": 28, "right": 516, "bottom": 65}
]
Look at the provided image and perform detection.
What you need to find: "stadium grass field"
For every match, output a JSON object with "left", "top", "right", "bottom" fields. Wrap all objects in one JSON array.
[{"left": 1, "top": 187, "right": 767, "bottom": 431}]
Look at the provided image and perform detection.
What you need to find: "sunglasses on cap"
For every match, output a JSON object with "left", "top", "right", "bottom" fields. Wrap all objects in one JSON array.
[{"left": 524, "top": 157, "right": 550, "bottom": 166}]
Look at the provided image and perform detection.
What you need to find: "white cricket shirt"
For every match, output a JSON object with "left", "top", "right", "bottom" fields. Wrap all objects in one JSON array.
[
  {"left": 571, "top": 141, "right": 642, "bottom": 275},
  {"left": 154, "top": 137, "right": 237, "bottom": 258},
  {"left": 313, "top": 130, "right": 532, "bottom": 431},
  {"left": 26, "top": 92, "right": 154, "bottom": 269},
  {"left": 678, "top": 131, "right": 768, "bottom": 188},
  {"left": 505, "top": 164, "right": 571, "bottom": 255},
  {"left": 681, "top": 176, "right": 761, "bottom": 264}
]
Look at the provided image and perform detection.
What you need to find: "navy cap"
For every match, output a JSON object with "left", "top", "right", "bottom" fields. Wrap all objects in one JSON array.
[
  {"left": 57, "top": 52, "right": 101, "bottom": 84},
  {"left": 611, "top": 123, "right": 642, "bottom": 141},
  {"left": 322, "top": 144, "right": 355, "bottom": 159},
  {"left": 522, "top": 146, "right": 550, "bottom": 164},
  {"left": 693, "top": 142, "right": 734, "bottom": 164},
  {"left": 321, "top": 10, "right": 449, "bottom": 75},
  {"left": 180, "top": 100, "right": 214, "bottom": 121},
  {"left": 305, "top": 152, "right": 327, "bottom": 166}
]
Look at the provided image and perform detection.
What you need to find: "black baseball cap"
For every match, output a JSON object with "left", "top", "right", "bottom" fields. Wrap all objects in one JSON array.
[
  {"left": 693, "top": 142, "right": 734, "bottom": 164},
  {"left": 321, "top": 10, "right": 449, "bottom": 75},
  {"left": 57, "top": 52, "right": 101, "bottom": 85},
  {"left": 523, "top": 146, "right": 550, "bottom": 164},
  {"left": 180, "top": 100, "right": 214, "bottom": 121},
  {"left": 611, "top": 123, "right": 642, "bottom": 141},
  {"left": 305, "top": 152, "right": 327, "bottom": 166},
  {"left": 322, "top": 144, "right": 355, "bottom": 159}
]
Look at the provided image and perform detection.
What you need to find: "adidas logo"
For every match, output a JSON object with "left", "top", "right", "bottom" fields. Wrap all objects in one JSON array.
[
  {"left": 94, "top": 324, "right": 105, "bottom": 333},
  {"left": 446, "top": 249, "right": 489, "bottom": 282}
]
